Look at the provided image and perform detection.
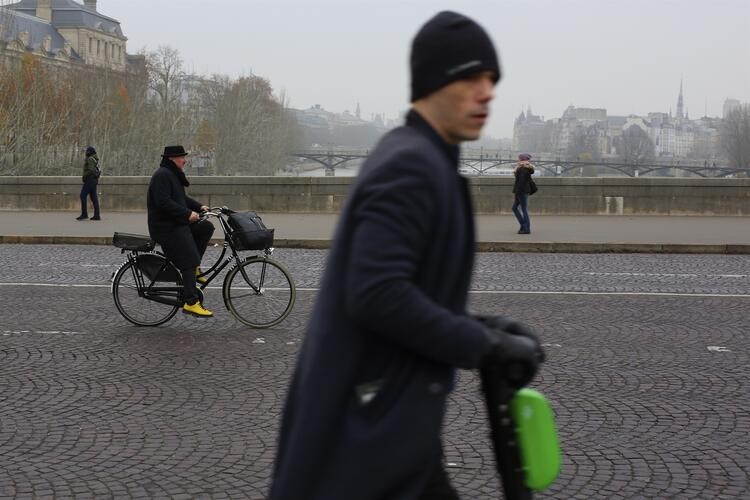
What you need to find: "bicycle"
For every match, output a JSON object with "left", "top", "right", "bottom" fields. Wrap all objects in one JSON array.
[{"left": 110, "top": 207, "right": 296, "bottom": 329}]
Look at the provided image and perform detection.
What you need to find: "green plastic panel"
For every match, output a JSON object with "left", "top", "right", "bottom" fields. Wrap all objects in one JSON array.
[{"left": 511, "top": 388, "right": 562, "bottom": 491}]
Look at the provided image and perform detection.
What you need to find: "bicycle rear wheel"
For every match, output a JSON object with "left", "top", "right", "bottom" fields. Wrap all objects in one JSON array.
[
  {"left": 223, "top": 257, "right": 296, "bottom": 328},
  {"left": 112, "top": 260, "right": 180, "bottom": 326}
]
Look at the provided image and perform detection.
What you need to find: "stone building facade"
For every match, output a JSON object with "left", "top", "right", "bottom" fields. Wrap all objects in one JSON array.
[
  {"left": 512, "top": 83, "right": 724, "bottom": 160},
  {"left": 0, "top": 0, "right": 138, "bottom": 71}
]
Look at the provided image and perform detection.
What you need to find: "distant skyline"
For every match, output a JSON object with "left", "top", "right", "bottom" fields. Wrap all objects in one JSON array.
[{"left": 97, "top": 0, "right": 750, "bottom": 137}]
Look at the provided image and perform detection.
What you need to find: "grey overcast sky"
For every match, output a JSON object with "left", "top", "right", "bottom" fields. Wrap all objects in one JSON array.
[{"left": 98, "top": 0, "right": 750, "bottom": 138}]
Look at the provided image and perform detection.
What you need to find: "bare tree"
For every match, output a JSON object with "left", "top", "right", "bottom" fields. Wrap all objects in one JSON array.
[
  {"left": 721, "top": 104, "right": 750, "bottom": 168},
  {"left": 566, "top": 123, "right": 602, "bottom": 162},
  {"left": 616, "top": 125, "right": 655, "bottom": 163},
  {"left": 0, "top": 42, "right": 300, "bottom": 176},
  {"left": 214, "top": 76, "right": 293, "bottom": 175},
  {"left": 195, "top": 74, "right": 231, "bottom": 116},
  {"left": 146, "top": 45, "right": 184, "bottom": 112}
]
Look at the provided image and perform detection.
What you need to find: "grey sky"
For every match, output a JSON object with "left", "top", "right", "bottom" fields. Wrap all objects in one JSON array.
[{"left": 99, "top": 0, "right": 750, "bottom": 138}]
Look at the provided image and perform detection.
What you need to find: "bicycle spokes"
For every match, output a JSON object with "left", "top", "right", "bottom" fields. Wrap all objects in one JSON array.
[{"left": 223, "top": 257, "right": 295, "bottom": 328}]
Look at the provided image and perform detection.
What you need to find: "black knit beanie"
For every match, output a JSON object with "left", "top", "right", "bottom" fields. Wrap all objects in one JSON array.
[{"left": 410, "top": 11, "right": 501, "bottom": 102}]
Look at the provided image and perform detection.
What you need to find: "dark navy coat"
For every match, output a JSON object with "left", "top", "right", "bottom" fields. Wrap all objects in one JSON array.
[
  {"left": 270, "top": 110, "right": 494, "bottom": 500},
  {"left": 147, "top": 160, "right": 203, "bottom": 270}
]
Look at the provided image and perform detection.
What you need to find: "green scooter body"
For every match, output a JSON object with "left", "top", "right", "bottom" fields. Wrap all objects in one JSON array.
[{"left": 510, "top": 388, "right": 561, "bottom": 491}]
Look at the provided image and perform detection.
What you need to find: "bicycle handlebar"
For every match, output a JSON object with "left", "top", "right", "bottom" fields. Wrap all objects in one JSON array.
[{"left": 200, "top": 206, "right": 235, "bottom": 220}]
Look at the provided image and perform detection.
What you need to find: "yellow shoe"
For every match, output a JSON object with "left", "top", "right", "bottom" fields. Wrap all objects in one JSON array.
[
  {"left": 196, "top": 266, "right": 208, "bottom": 285},
  {"left": 183, "top": 301, "right": 214, "bottom": 318}
]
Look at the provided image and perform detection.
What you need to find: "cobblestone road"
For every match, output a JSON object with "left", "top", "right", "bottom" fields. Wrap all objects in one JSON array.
[{"left": 1, "top": 245, "right": 748, "bottom": 499}]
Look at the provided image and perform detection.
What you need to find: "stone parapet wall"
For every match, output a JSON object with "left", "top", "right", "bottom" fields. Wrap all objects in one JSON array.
[{"left": 0, "top": 176, "right": 748, "bottom": 216}]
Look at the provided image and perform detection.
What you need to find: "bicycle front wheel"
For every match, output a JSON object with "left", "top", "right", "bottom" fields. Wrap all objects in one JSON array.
[
  {"left": 112, "top": 260, "right": 180, "bottom": 327},
  {"left": 223, "top": 257, "right": 296, "bottom": 328}
]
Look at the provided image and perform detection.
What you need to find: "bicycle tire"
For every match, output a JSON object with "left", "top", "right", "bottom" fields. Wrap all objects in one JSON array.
[
  {"left": 112, "top": 259, "right": 180, "bottom": 326},
  {"left": 223, "top": 257, "right": 296, "bottom": 328}
]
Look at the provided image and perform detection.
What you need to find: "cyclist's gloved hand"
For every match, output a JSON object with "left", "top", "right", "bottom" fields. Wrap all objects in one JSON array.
[
  {"left": 476, "top": 314, "right": 545, "bottom": 363},
  {"left": 476, "top": 315, "right": 544, "bottom": 388}
]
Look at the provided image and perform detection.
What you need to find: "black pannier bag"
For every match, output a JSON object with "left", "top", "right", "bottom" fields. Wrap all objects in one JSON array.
[
  {"left": 227, "top": 211, "right": 275, "bottom": 250},
  {"left": 135, "top": 254, "right": 182, "bottom": 282},
  {"left": 112, "top": 232, "right": 156, "bottom": 252}
]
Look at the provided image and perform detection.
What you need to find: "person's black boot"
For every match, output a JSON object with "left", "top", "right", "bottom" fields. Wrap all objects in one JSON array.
[
  {"left": 76, "top": 214, "right": 88, "bottom": 221},
  {"left": 90, "top": 215, "right": 101, "bottom": 221}
]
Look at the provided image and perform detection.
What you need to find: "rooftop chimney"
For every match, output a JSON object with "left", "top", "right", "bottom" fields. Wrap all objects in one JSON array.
[
  {"left": 84, "top": 0, "right": 97, "bottom": 11},
  {"left": 36, "top": 0, "right": 52, "bottom": 22}
]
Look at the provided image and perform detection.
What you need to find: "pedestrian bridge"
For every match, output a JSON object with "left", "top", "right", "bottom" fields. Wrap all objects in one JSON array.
[{"left": 291, "top": 151, "right": 747, "bottom": 178}]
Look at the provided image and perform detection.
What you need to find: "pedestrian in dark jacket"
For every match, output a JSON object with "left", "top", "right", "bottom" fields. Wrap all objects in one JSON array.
[
  {"left": 512, "top": 153, "right": 535, "bottom": 234},
  {"left": 270, "top": 11, "right": 543, "bottom": 500},
  {"left": 76, "top": 146, "right": 101, "bottom": 220},
  {"left": 147, "top": 145, "right": 215, "bottom": 318}
]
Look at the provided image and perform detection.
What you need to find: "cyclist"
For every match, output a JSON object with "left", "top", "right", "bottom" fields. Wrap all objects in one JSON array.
[{"left": 146, "top": 145, "right": 215, "bottom": 318}]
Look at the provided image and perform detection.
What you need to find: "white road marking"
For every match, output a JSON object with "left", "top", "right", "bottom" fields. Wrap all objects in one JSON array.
[
  {"left": 0, "top": 283, "right": 748, "bottom": 298},
  {"left": 0, "top": 283, "right": 224, "bottom": 290},
  {"left": 468, "top": 290, "right": 750, "bottom": 298},
  {"left": 707, "top": 346, "right": 731, "bottom": 352},
  {"left": 0, "top": 282, "right": 111, "bottom": 288},
  {"left": 2, "top": 330, "right": 84, "bottom": 335},
  {"left": 585, "top": 272, "right": 748, "bottom": 279}
]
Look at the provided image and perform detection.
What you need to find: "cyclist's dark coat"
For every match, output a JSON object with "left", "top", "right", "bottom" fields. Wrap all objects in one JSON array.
[
  {"left": 147, "top": 158, "right": 203, "bottom": 270},
  {"left": 270, "top": 110, "right": 494, "bottom": 500}
]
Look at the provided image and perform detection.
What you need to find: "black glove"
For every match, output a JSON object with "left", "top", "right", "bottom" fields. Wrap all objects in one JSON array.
[
  {"left": 475, "top": 314, "right": 545, "bottom": 363},
  {"left": 476, "top": 315, "right": 545, "bottom": 388}
]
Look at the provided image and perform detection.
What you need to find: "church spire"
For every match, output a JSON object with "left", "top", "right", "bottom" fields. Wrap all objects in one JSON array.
[{"left": 676, "top": 79, "right": 684, "bottom": 119}]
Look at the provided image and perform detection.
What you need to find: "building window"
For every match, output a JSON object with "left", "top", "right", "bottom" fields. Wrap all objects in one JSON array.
[
  {"left": 89, "top": 38, "right": 93, "bottom": 54},
  {"left": 97, "top": 40, "right": 101, "bottom": 56}
]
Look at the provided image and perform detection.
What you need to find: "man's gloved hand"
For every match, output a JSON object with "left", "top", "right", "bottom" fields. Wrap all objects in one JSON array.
[
  {"left": 476, "top": 315, "right": 545, "bottom": 388},
  {"left": 475, "top": 314, "right": 545, "bottom": 363}
]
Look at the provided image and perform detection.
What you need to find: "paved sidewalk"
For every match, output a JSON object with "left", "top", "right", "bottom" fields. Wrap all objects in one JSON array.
[{"left": 1, "top": 210, "right": 748, "bottom": 253}]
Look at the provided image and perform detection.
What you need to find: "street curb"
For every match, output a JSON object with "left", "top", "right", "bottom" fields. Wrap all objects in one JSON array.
[
  {"left": 1, "top": 235, "right": 748, "bottom": 254},
  {"left": 475, "top": 241, "right": 750, "bottom": 254}
]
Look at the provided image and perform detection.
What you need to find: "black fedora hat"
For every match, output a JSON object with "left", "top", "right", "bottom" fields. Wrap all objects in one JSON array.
[{"left": 161, "top": 145, "right": 189, "bottom": 157}]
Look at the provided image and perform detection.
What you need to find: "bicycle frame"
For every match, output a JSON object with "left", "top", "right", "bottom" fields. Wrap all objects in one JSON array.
[
  {"left": 120, "top": 251, "right": 183, "bottom": 307},
  {"left": 125, "top": 210, "right": 272, "bottom": 302}
]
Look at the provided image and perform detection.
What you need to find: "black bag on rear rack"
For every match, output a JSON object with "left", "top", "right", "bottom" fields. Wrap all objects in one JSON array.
[
  {"left": 112, "top": 232, "right": 156, "bottom": 252},
  {"left": 227, "top": 211, "right": 274, "bottom": 250}
]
